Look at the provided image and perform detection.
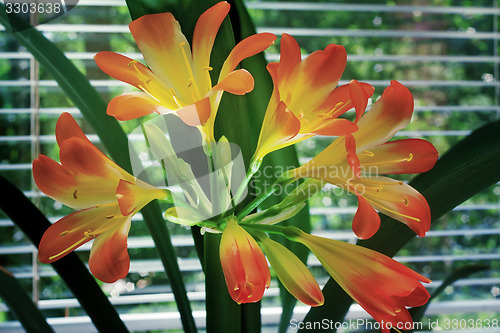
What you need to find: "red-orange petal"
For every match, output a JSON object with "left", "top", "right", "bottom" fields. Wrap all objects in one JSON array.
[
  {"left": 219, "top": 33, "right": 277, "bottom": 80},
  {"left": 116, "top": 179, "right": 166, "bottom": 216},
  {"left": 88, "top": 218, "right": 131, "bottom": 283},
  {"left": 212, "top": 69, "right": 254, "bottom": 95},
  {"left": 345, "top": 134, "right": 361, "bottom": 178},
  {"left": 38, "top": 205, "right": 119, "bottom": 263},
  {"left": 349, "top": 79, "right": 370, "bottom": 123},
  {"left": 94, "top": 51, "right": 153, "bottom": 89},
  {"left": 220, "top": 219, "right": 271, "bottom": 304},
  {"left": 358, "top": 139, "right": 439, "bottom": 175},
  {"left": 354, "top": 81, "right": 414, "bottom": 149},
  {"left": 315, "top": 81, "right": 374, "bottom": 117},
  {"left": 278, "top": 33, "right": 301, "bottom": 84},
  {"left": 55, "top": 112, "right": 90, "bottom": 146},
  {"left": 107, "top": 92, "right": 171, "bottom": 121},
  {"left": 309, "top": 119, "right": 358, "bottom": 136},
  {"left": 129, "top": 12, "right": 190, "bottom": 90},
  {"left": 352, "top": 194, "right": 381, "bottom": 239},
  {"left": 59, "top": 137, "right": 116, "bottom": 180},
  {"left": 254, "top": 101, "right": 301, "bottom": 160},
  {"left": 176, "top": 97, "right": 211, "bottom": 127},
  {"left": 354, "top": 177, "right": 431, "bottom": 237},
  {"left": 33, "top": 155, "right": 77, "bottom": 205},
  {"left": 192, "top": 1, "right": 230, "bottom": 90},
  {"left": 286, "top": 44, "right": 347, "bottom": 110}
]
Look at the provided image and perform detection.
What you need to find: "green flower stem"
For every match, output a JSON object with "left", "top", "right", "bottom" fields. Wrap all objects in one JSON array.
[
  {"left": 240, "top": 223, "right": 290, "bottom": 236},
  {"left": 236, "top": 178, "right": 294, "bottom": 220},
  {"left": 241, "top": 303, "right": 261, "bottom": 333},
  {"left": 232, "top": 159, "right": 262, "bottom": 209},
  {"left": 204, "top": 233, "right": 241, "bottom": 333}
]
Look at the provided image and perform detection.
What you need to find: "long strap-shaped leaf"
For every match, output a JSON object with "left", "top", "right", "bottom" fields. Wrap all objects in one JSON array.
[
  {"left": 0, "top": 6, "right": 196, "bottom": 333},
  {"left": 299, "top": 119, "right": 500, "bottom": 331},
  {"left": 0, "top": 267, "right": 54, "bottom": 333},
  {"left": 0, "top": 175, "right": 128, "bottom": 332}
]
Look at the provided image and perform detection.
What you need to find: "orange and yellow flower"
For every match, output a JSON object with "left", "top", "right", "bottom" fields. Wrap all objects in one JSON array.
[
  {"left": 219, "top": 218, "right": 270, "bottom": 303},
  {"left": 291, "top": 81, "right": 438, "bottom": 239},
  {"left": 289, "top": 228, "right": 430, "bottom": 332},
  {"left": 256, "top": 232, "right": 324, "bottom": 307},
  {"left": 95, "top": 2, "right": 275, "bottom": 142},
  {"left": 33, "top": 113, "right": 168, "bottom": 283},
  {"left": 253, "top": 33, "right": 374, "bottom": 162}
]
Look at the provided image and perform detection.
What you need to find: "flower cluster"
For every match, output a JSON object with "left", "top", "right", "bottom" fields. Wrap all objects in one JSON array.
[{"left": 34, "top": 2, "right": 439, "bottom": 330}]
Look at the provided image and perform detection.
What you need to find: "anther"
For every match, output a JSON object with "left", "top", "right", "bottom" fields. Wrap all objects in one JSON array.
[
  {"left": 403, "top": 196, "right": 410, "bottom": 206},
  {"left": 179, "top": 41, "right": 186, "bottom": 47},
  {"left": 127, "top": 60, "right": 138, "bottom": 67},
  {"left": 169, "top": 88, "right": 177, "bottom": 97},
  {"left": 83, "top": 229, "right": 94, "bottom": 238},
  {"left": 376, "top": 184, "right": 383, "bottom": 192},
  {"left": 363, "top": 150, "right": 374, "bottom": 156},
  {"left": 72, "top": 190, "right": 78, "bottom": 199},
  {"left": 106, "top": 215, "right": 115, "bottom": 219},
  {"left": 203, "top": 66, "right": 213, "bottom": 71},
  {"left": 60, "top": 231, "right": 69, "bottom": 236},
  {"left": 407, "top": 153, "right": 414, "bottom": 162}
]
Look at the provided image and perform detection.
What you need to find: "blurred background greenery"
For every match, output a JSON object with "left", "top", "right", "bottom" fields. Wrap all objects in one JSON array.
[{"left": 0, "top": 0, "right": 499, "bottom": 332}]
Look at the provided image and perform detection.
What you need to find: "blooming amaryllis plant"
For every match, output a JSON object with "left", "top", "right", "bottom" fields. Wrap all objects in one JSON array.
[{"left": 32, "top": 2, "right": 440, "bottom": 331}]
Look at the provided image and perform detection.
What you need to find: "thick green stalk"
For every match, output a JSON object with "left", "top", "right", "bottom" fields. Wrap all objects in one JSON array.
[{"left": 204, "top": 233, "right": 241, "bottom": 333}]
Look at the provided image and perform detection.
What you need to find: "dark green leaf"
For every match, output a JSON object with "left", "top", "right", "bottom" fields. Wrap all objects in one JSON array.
[
  {"left": 409, "top": 265, "right": 489, "bottom": 325},
  {"left": 0, "top": 267, "right": 54, "bottom": 333}
]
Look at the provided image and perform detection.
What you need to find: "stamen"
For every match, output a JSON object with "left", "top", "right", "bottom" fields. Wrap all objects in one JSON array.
[
  {"left": 320, "top": 101, "right": 350, "bottom": 119},
  {"left": 169, "top": 88, "right": 183, "bottom": 108},
  {"left": 48, "top": 236, "right": 88, "bottom": 260},
  {"left": 137, "top": 84, "right": 161, "bottom": 103},
  {"left": 366, "top": 199, "right": 421, "bottom": 222},
  {"left": 178, "top": 42, "right": 202, "bottom": 99},
  {"left": 72, "top": 190, "right": 78, "bottom": 199},
  {"left": 361, "top": 178, "right": 404, "bottom": 186},
  {"left": 361, "top": 153, "right": 414, "bottom": 166}
]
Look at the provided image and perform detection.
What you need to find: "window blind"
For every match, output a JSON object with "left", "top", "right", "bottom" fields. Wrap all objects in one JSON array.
[{"left": 0, "top": 0, "right": 499, "bottom": 331}]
